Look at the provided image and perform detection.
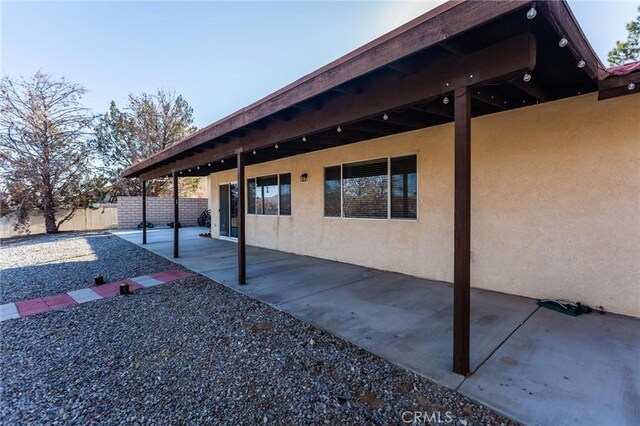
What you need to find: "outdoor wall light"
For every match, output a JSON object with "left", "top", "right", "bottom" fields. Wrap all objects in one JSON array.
[
  {"left": 577, "top": 60, "right": 586, "bottom": 68},
  {"left": 523, "top": 73, "right": 532, "bottom": 83},
  {"left": 628, "top": 82, "right": 636, "bottom": 91},
  {"left": 300, "top": 173, "right": 308, "bottom": 182},
  {"left": 526, "top": 5, "right": 537, "bottom": 20},
  {"left": 558, "top": 37, "right": 568, "bottom": 48}
]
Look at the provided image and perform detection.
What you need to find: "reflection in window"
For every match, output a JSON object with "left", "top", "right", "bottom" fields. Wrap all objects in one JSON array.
[
  {"left": 279, "top": 173, "right": 291, "bottom": 216},
  {"left": 256, "top": 175, "right": 279, "bottom": 215},
  {"left": 342, "top": 159, "right": 388, "bottom": 219}
]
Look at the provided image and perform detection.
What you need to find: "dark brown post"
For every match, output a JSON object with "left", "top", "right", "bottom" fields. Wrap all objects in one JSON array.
[
  {"left": 237, "top": 151, "right": 246, "bottom": 284},
  {"left": 173, "top": 171, "right": 179, "bottom": 258},
  {"left": 453, "top": 87, "right": 471, "bottom": 376},
  {"left": 141, "top": 180, "right": 147, "bottom": 245}
]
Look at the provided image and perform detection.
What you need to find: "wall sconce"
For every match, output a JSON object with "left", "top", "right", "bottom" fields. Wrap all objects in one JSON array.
[{"left": 300, "top": 173, "right": 308, "bottom": 182}]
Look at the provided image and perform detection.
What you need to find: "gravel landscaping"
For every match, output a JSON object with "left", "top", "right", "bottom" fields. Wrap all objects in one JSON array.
[
  {"left": 0, "top": 232, "right": 184, "bottom": 302},
  {"left": 1, "top": 232, "right": 516, "bottom": 425}
]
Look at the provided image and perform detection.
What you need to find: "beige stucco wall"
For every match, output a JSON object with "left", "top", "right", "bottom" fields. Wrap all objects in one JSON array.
[{"left": 207, "top": 93, "right": 640, "bottom": 317}]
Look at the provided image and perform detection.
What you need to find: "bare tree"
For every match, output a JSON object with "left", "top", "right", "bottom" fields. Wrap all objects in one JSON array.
[
  {"left": 93, "top": 89, "right": 198, "bottom": 197},
  {"left": 0, "top": 72, "right": 97, "bottom": 233}
]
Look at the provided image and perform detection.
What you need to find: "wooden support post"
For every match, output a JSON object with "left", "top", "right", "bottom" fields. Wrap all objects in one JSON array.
[
  {"left": 173, "top": 172, "right": 179, "bottom": 258},
  {"left": 237, "top": 151, "right": 246, "bottom": 284},
  {"left": 453, "top": 86, "right": 471, "bottom": 376},
  {"left": 142, "top": 180, "right": 147, "bottom": 245}
]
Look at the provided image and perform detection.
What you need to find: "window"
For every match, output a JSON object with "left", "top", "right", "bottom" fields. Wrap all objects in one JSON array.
[
  {"left": 279, "top": 173, "right": 291, "bottom": 215},
  {"left": 342, "top": 159, "right": 388, "bottom": 218},
  {"left": 391, "top": 155, "right": 417, "bottom": 219},
  {"left": 324, "top": 154, "right": 417, "bottom": 220},
  {"left": 247, "top": 173, "right": 291, "bottom": 215},
  {"left": 324, "top": 166, "right": 341, "bottom": 217}
]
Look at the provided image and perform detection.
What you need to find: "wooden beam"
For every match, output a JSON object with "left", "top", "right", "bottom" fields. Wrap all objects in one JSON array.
[
  {"left": 509, "top": 79, "right": 549, "bottom": 102},
  {"left": 453, "top": 86, "right": 471, "bottom": 376},
  {"left": 598, "top": 71, "right": 640, "bottom": 100},
  {"left": 237, "top": 152, "right": 246, "bottom": 285},
  {"left": 471, "top": 88, "right": 508, "bottom": 110},
  {"left": 123, "top": 1, "right": 528, "bottom": 178},
  {"left": 173, "top": 172, "right": 179, "bottom": 258},
  {"left": 537, "top": 1, "right": 603, "bottom": 81},
  {"left": 142, "top": 180, "right": 147, "bottom": 245},
  {"left": 138, "top": 33, "right": 536, "bottom": 180}
]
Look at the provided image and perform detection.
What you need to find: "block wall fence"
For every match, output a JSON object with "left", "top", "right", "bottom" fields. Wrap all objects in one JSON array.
[{"left": 117, "top": 197, "right": 208, "bottom": 229}]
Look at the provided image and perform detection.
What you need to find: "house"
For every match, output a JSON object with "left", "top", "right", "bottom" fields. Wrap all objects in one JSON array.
[{"left": 122, "top": 0, "right": 640, "bottom": 376}]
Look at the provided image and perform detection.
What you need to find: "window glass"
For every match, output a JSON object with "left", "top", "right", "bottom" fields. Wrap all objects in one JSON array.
[
  {"left": 324, "top": 166, "right": 341, "bottom": 217},
  {"left": 391, "top": 155, "right": 417, "bottom": 219},
  {"left": 256, "top": 175, "right": 278, "bottom": 215},
  {"left": 247, "top": 178, "right": 256, "bottom": 214},
  {"left": 342, "top": 158, "right": 388, "bottom": 219},
  {"left": 279, "top": 173, "right": 291, "bottom": 215}
]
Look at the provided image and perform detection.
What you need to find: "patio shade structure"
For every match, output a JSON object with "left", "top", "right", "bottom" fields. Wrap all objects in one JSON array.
[{"left": 124, "top": 0, "right": 638, "bottom": 376}]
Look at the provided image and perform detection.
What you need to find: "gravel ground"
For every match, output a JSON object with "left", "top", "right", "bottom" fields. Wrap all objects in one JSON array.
[
  {"left": 0, "top": 232, "right": 184, "bottom": 303},
  {"left": 1, "top": 232, "right": 516, "bottom": 425}
]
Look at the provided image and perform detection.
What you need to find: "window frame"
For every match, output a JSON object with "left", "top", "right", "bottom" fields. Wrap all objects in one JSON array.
[
  {"left": 323, "top": 152, "right": 418, "bottom": 221},
  {"left": 246, "top": 172, "right": 292, "bottom": 217}
]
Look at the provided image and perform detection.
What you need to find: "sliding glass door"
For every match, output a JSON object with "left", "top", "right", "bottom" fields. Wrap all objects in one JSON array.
[{"left": 219, "top": 183, "right": 238, "bottom": 239}]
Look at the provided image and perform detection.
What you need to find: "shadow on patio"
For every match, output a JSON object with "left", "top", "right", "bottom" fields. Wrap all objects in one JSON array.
[{"left": 112, "top": 227, "right": 640, "bottom": 425}]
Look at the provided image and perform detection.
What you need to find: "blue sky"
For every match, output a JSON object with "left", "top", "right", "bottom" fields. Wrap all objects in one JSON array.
[{"left": 1, "top": 1, "right": 637, "bottom": 128}]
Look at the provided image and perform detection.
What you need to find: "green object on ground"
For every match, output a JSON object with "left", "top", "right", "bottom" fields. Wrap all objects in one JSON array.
[{"left": 537, "top": 299, "right": 592, "bottom": 316}]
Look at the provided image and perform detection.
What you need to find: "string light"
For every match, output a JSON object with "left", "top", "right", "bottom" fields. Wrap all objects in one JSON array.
[
  {"left": 577, "top": 60, "right": 586, "bottom": 68},
  {"left": 442, "top": 96, "right": 450, "bottom": 105},
  {"left": 629, "top": 82, "right": 636, "bottom": 91},
  {"left": 558, "top": 37, "right": 568, "bottom": 48},
  {"left": 188, "top": 169, "right": 191, "bottom": 172},
  {"left": 197, "top": 166, "right": 200, "bottom": 170},
  {"left": 302, "top": 136, "right": 307, "bottom": 142},
  {"left": 221, "top": 159, "right": 224, "bottom": 163},
  {"left": 383, "top": 113, "right": 388, "bottom": 120},
  {"left": 207, "top": 163, "right": 211, "bottom": 166},
  {"left": 523, "top": 73, "right": 532, "bottom": 83},
  {"left": 526, "top": 5, "right": 537, "bottom": 20},
  {"left": 275, "top": 144, "right": 279, "bottom": 149},
  {"left": 337, "top": 126, "right": 342, "bottom": 133},
  {"left": 252, "top": 150, "right": 256, "bottom": 155}
]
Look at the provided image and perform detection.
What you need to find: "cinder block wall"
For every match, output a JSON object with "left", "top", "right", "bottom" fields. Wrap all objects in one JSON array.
[{"left": 117, "top": 197, "right": 208, "bottom": 229}]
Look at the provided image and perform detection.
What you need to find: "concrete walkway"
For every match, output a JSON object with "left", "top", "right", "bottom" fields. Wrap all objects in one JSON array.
[{"left": 113, "top": 227, "right": 640, "bottom": 425}]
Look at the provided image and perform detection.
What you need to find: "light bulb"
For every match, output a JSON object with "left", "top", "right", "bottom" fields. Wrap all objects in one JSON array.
[
  {"left": 526, "top": 5, "right": 537, "bottom": 20},
  {"left": 275, "top": 144, "right": 279, "bottom": 149},
  {"left": 252, "top": 150, "right": 256, "bottom": 155},
  {"left": 207, "top": 163, "right": 211, "bottom": 166},
  {"left": 302, "top": 136, "right": 306, "bottom": 142},
  {"left": 188, "top": 169, "right": 191, "bottom": 172},
  {"left": 628, "top": 82, "right": 636, "bottom": 91},
  {"left": 442, "top": 96, "right": 450, "bottom": 105},
  {"left": 523, "top": 73, "right": 532, "bottom": 83},
  {"left": 337, "top": 126, "right": 342, "bottom": 133},
  {"left": 577, "top": 60, "right": 586, "bottom": 68},
  {"left": 559, "top": 37, "right": 568, "bottom": 48},
  {"left": 383, "top": 113, "right": 388, "bottom": 120},
  {"left": 221, "top": 159, "right": 224, "bottom": 163},
  {"left": 197, "top": 166, "right": 200, "bottom": 170}
]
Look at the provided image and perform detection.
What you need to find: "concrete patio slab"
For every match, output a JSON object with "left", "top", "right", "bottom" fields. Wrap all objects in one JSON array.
[
  {"left": 0, "top": 302, "right": 20, "bottom": 321},
  {"left": 67, "top": 288, "right": 103, "bottom": 303},
  {"left": 458, "top": 308, "right": 640, "bottom": 425},
  {"left": 130, "top": 275, "right": 164, "bottom": 287},
  {"left": 112, "top": 227, "right": 640, "bottom": 424}
]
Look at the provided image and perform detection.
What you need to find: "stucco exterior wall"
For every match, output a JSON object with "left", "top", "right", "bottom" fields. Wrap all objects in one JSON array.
[{"left": 207, "top": 93, "right": 640, "bottom": 317}]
